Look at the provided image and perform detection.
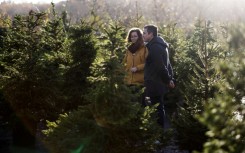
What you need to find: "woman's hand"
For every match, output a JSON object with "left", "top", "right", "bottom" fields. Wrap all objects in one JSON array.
[{"left": 131, "top": 67, "right": 137, "bottom": 72}]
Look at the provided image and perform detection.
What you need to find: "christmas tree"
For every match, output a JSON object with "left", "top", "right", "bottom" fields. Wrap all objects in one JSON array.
[{"left": 198, "top": 24, "right": 245, "bottom": 153}]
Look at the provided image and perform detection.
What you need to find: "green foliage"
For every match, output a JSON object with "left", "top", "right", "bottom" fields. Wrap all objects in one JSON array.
[
  {"left": 0, "top": 4, "right": 99, "bottom": 124},
  {"left": 62, "top": 22, "right": 98, "bottom": 109},
  {"left": 86, "top": 22, "right": 136, "bottom": 127},
  {"left": 43, "top": 22, "right": 168, "bottom": 153},
  {"left": 89, "top": 58, "right": 135, "bottom": 125},
  {"left": 184, "top": 20, "right": 225, "bottom": 102},
  {"left": 97, "top": 21, "right": 126, "bottom": 61},
  {"left": 0, "top": 10, "right": 70, "bottom": 122},
  {"left": 43, "top": 107, "right": 106, "bottom": 153},
  {"left": 1, "top": 3, "right": 245, "bottom": 153},
  {"left": 43, "top": 104, "right": 164, "bottom": 153},
  {"left": 172, "top": 19, "right": 226, "bottom": 151},
  {"left": 197, "top": 24, "right": 245, "bottom": 153},
  {"left": 0, "top": 27, "right": 7, "bottom": 52}
]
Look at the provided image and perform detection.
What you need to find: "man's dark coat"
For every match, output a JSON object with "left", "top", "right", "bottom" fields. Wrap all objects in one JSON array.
[{"left": 144, "top": 36, "right": 173, "bottom": 97}]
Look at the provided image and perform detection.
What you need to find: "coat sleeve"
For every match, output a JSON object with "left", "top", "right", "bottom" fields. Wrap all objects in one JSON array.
[
  {"left": 165, "top": 48, "right": 173, "bottom": 79},
  {"left": 168, "top": 63, "right": 173, "bottom": 79}
]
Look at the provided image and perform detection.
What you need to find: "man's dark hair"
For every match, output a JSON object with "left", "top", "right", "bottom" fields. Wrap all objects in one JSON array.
[{"left": 144, "top": 24, "right": 158, "bottom": 37}]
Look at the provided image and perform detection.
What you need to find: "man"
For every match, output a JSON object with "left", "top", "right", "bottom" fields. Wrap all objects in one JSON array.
[{"left": 143, "top": 24, "right": 175, "bottom": 127}]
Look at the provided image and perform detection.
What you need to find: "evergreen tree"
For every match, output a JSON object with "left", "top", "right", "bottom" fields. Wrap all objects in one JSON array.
[
  {"left": 0, "top": 8, "right": 70, "bottom": 135},
  {"left": 172, "top": 19, "right": 226, "bottom": 151},
  {"left": 62, "top": 22, "right": 97, "bottom": 110},
  {"left": 197, "top": 24, "right": 245, "bottom": 153},
  {"left": 0, "top": 27, "right": 7, "bottom": 49},
  {"left": 43, "top": 22, "right": 166, "bottom": 153}
]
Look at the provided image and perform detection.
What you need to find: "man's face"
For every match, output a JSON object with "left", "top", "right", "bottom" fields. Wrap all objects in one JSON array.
[{"left": 143, "top": 28, "right": 153, "bottom": 42}]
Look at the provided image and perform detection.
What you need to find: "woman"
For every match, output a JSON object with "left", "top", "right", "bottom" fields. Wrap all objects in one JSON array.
[
  {"left": 123, "top": 28, "right": 148, "bottom": 104},
  {"left": 123, "top": 28, "right": 148, "bottom": 86}
]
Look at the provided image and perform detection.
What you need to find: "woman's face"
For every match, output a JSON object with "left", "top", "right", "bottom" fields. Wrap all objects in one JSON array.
[{"left": 130, "top": 31, "right": 138, "bottom": 43}]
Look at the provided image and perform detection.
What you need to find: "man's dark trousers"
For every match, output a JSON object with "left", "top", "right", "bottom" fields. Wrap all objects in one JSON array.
[{"left": 149, "top": 96, "right": 165, "bottom": 128}]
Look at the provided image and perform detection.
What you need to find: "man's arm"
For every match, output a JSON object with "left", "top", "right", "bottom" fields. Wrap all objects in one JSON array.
[{"left": 151, "top": 45, "right": 171, "bottom": 84}]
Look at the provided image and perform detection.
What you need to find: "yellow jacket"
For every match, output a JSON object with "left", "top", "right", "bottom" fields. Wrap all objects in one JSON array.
[{"left": 123, "top": 45, "right": 148, "bottom": 85}]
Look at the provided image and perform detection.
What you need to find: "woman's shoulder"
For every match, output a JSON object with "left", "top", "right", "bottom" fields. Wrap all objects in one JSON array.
[
  {"left": 135, "top": 46, "right": 147, "bottom": 57},
  {"left": 138, "top": 45, "right": 147, "bottom": 50}
]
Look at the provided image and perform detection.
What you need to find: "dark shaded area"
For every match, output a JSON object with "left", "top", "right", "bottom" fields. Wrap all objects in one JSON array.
[
  {"left": 0, "top": 27, "right": 7, "bottom": 49},
  {"left": 0, "top": 92, "right": 39, "bottom": 153},
  {"left": 0, "top": 92, "right": 13, "bottom": 153},
  {"left": 12, "top": 118, "right": 36, "bottom": 148}
]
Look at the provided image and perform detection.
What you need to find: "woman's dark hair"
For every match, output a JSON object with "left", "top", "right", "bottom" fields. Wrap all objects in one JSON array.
[{"left": 126, "top": 28, "right": 144, "bottom": 43}]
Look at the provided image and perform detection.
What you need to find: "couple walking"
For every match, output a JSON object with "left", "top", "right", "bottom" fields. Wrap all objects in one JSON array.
[{"left": 123, "top": 24, "right": 175, "bottom": 127}]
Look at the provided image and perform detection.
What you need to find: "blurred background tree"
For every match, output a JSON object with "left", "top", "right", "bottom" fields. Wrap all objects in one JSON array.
[
  {"left": 1, "top": 0, "right": 245, "bottom": 28},
  {"left": 197, "top": 24, "right": 245, "bottom": 153},
  {"left": 171, "top": 19, "right": 227, "bottom": 152}
]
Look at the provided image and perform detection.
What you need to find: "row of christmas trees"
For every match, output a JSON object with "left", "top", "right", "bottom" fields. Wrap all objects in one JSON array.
[{"left": 0, "top": 4, "right": 244, "bottom": 153}]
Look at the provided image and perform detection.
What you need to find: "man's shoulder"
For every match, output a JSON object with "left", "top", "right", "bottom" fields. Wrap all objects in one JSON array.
[
  {"left": 148, "top": 37, "right": 168, "bottom": 47},
  {"left": 150, "top": 42, "right": 167, "bottom": 51}
]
